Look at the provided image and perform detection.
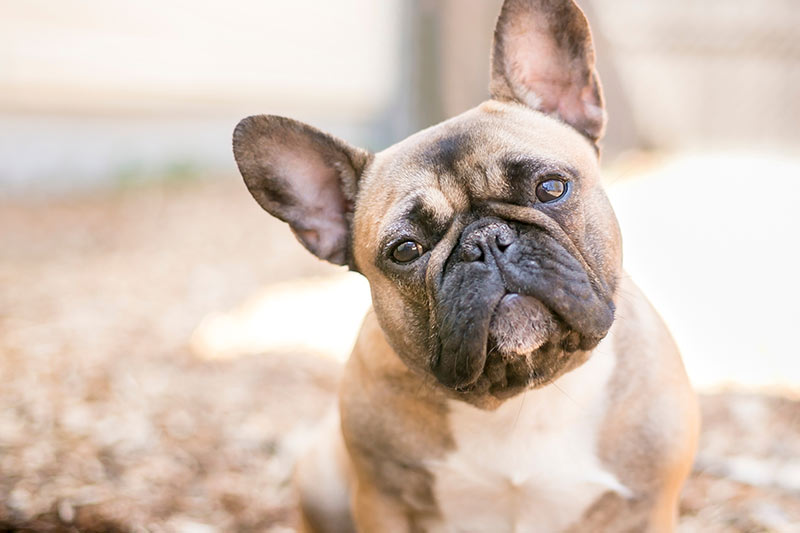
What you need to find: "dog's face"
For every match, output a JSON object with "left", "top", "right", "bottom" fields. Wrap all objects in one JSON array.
[
  {"left": 233, "top": 0, "right": 621, "bottom": 404},
  {"left": 353, "top": 102, "right": 620, "bottom": 401}
]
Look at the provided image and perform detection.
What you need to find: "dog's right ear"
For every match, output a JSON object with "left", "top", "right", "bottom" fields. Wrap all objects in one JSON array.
[
  {"left": 233, "top": 115, "right": 372, "bottom": 267},
  {"left": 490, "top": 0, "right": 606, "bottom": 143}
]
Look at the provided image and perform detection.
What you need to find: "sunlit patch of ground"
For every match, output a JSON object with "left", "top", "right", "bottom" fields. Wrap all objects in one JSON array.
[
  {"left": 190, "top": 274, "right": 370, "bottom": 364},
  {"left": 1, "top": 156, "right": 799, "bottom": 532}
]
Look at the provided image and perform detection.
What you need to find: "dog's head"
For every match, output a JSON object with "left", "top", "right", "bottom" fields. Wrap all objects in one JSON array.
[{"left": 233, "top": 0, "right": 621, "bottom": 404}]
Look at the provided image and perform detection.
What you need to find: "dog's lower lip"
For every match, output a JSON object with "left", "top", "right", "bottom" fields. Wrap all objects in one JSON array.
[
  {"left": 502, "top": 291, "right": 547, "bottom": 305},
  {"left": 488, "top": 292, "right": 562, "bottom": 362},
  {"left": 499, "top": 292, "right": 527, "bottom": 308}
]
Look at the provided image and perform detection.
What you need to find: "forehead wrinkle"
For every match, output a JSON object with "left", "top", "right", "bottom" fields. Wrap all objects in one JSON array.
[
  {"left": 477, "top": 159, "right": 512, "bottom": 199},
  {"left": 378, "top": 192, "right": 420, "bottom": 235},
  {"left": 418, "top": 187, "right": 455, "bottom": 226},
  {"left": 504, "top": 154, "right": 580, "bottom": 178},
  {"left": 439, "top": 176, "right": 471, "bottom": 215},
  {"left": 376, "top": 187, "right": 455, "bottom": 242}
]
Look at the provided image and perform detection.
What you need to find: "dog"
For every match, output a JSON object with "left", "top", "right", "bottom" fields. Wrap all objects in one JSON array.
[{"left": 232, "top": 0, "right": 699, "bottom": 531}]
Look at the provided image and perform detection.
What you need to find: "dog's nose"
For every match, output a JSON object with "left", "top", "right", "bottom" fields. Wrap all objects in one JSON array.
[{"left": 458, "top": 219, "right": 516, "bottom": 262}]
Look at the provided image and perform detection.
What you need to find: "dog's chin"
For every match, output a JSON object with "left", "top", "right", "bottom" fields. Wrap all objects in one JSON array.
[
  {"left": 454, "top": 293, "right": 592, "bottom": 400},
  {"left": 489, "top": 293, "right": 559, "bottom": 356}
]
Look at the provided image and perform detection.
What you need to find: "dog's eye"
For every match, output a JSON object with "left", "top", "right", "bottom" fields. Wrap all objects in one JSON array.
[
  {"left": 535, "top": 178, "right": 567, "bottom": 203},
  {"left": 391, "top": 240, "right": 424, "bottom": 263}
]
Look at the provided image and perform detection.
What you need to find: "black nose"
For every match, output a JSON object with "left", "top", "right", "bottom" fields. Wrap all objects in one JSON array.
[{"left": 457, "top": 218, "right": 516, "bottom": 263}]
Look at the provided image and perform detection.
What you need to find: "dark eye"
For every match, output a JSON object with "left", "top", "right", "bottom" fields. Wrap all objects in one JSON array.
[
  {"left": 391, "top": 240, "right": 424, "bottom": 263},
  {"left": 535, "top": 177, "right": 567, "bottom": 203}
]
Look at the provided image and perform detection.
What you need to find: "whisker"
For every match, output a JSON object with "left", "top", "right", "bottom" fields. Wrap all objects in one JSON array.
[
  {"left": 512, "top": 389, "right": 528, "bottom": 431},
  {"left": 552, "top": 381, "right": 581, "bottom": 409}
]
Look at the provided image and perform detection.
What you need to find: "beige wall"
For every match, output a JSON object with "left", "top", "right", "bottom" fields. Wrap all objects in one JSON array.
[{"left": 0, "top": 0, "right": 403, "bottom": 120}]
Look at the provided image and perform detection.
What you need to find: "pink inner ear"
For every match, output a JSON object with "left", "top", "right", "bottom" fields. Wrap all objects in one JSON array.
[
  {"left": 505, "top": 16, "right": 576, "bottom": 111},
  {"left": 274, "top": 147, "right": 348, "bottom": 262},
  {"left": 496, "top": 8, "right": 605, "bottom": 140}
]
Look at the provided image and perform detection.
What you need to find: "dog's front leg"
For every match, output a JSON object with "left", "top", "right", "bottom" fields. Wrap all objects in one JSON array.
[
  {"left": 644, "top": 459, "right": 696, "bottom": 533},
  {"left": 351, "top": 481, "right": 412, "bottom": 533}
]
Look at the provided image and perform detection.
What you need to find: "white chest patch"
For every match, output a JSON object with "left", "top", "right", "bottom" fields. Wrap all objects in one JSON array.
[{"left": 424, "top": 339, "right": 630, "bottom": 533}]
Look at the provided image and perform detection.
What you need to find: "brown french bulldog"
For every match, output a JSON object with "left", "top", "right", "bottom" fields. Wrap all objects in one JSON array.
[{"left": 232, "top": 0, "right": 699, "bottom": 531}]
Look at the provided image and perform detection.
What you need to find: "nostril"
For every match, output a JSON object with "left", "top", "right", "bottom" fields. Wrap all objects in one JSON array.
[
  {"left": 461, "top": 244, "right": 483, "bottom": 262},
  {"left": 496, "top": 232, "right": 513, "bottom": 252},
  {"left": 457, "top": 220, "right": 515, "bottom": 262}
]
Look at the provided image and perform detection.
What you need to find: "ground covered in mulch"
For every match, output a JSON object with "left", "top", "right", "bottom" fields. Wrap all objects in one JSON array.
[{"left": 1, "top": 179, "right": 798, "bottom": 532}]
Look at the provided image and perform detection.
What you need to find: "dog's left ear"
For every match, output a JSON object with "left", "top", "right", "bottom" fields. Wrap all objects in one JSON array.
[{"left": 490, "top": 0, "right": 606, "bottom": 143}]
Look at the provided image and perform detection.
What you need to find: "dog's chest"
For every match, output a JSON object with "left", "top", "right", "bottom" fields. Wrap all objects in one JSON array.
[{"left": 423, "top": 347, "right": 628, "bottom": 533}]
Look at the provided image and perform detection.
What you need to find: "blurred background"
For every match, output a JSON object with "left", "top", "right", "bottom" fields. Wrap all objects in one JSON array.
[{"left": 1, "top": 0, "right": 799, "bottom": 531}]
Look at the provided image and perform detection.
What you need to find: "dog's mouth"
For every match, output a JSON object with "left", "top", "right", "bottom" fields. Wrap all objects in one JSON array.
[{"left": 445, "top": 293, "right": 597, "bottom": 399}]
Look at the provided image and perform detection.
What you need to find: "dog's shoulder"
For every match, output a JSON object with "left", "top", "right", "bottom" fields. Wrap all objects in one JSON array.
[
  {"left": 339, "top": 310, "right": 452, "bottom": 517},
  {"left": 594, "top": 274, "right": 700, "bottom": 506},
  {"left": 601, "top": 274, "right": 700, "bottom": 472}
]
